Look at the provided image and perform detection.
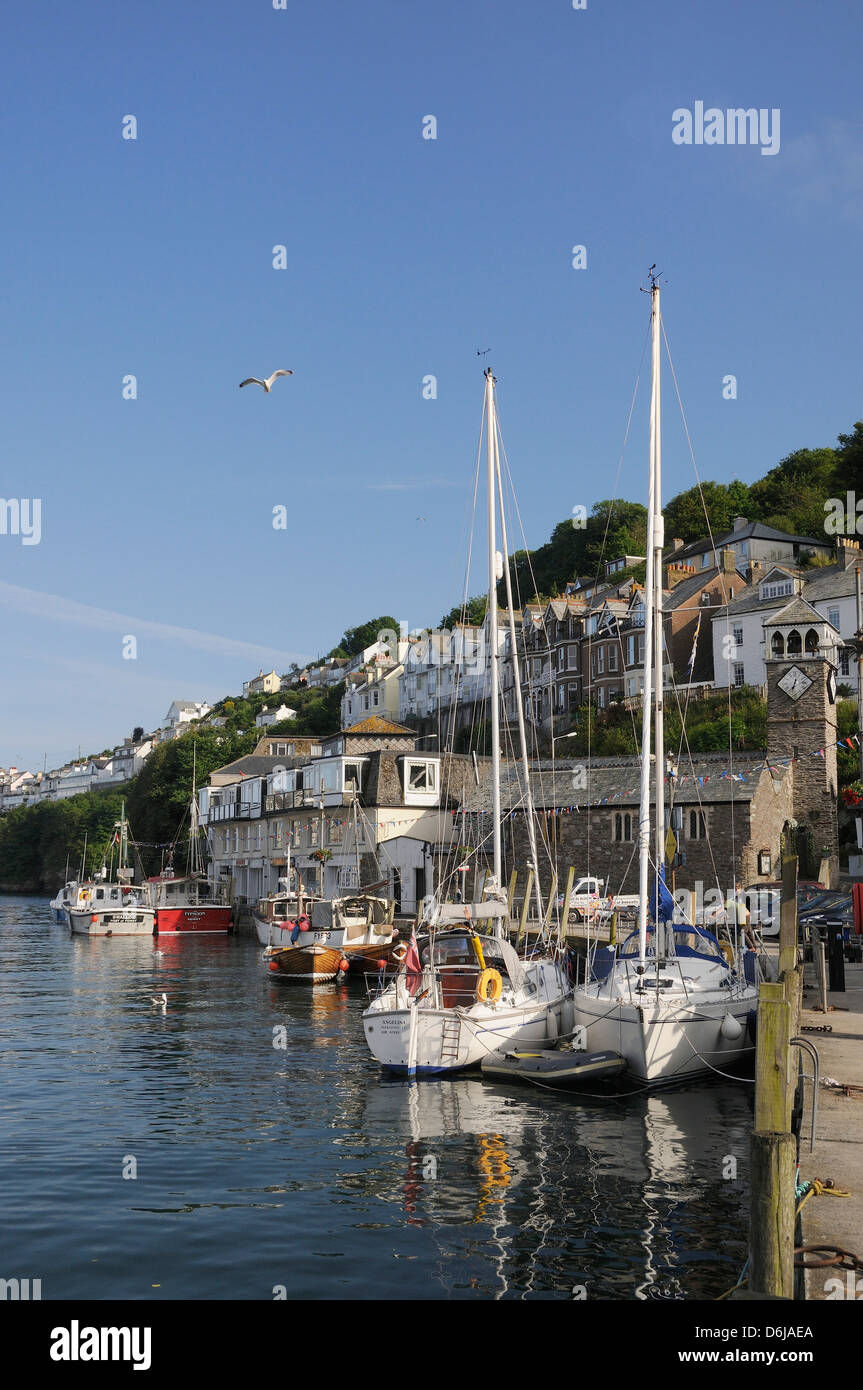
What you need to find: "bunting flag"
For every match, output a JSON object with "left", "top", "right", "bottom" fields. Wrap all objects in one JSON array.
[
  {"left": 446, "top": 731, "right": 861, "bottom": 818},
  {"left": 686, "top": 611, "right": 702, "bottom": 678}
]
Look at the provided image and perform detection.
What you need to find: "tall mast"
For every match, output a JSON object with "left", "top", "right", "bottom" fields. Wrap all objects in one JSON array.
[
  {"left": 493, "top": 408, "right": 545, "bottom": 927},
  {"left": 119, "top": 799, "right": 128, "bottom": 877},
  {"left": 650, "top": 278, "right": 666, "bottom": 940},
  {"left": 485, "top": 368, "right": 502, "bottom": 887},
  {"left": 637, "top": 276, "right": 660, "bottom": 963}
]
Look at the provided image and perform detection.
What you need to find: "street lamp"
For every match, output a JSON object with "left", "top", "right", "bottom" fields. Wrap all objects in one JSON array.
[{"left": 550, "top": 730, "right": 579, "bottom": 759}]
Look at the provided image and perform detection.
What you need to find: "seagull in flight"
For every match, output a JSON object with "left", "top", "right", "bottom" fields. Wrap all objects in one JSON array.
[{"left": 239, "top": 370, "right": 294, "bottom": 392}]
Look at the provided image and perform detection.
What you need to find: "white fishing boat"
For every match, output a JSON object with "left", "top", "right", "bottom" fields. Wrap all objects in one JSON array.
[
  {"left": 363, "top": 368, "right": 571, "bottom": 1073},
  {"left": 67, "top": 804, "right": 155, "bottom": 938},
  {"left": 570, "top": 273, "right": 759, "bottom": 1085}
]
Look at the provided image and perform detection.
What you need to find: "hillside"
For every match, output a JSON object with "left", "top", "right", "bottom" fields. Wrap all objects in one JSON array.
[{"left": 505, "top": 422, "right": 863, "bottom": 606}]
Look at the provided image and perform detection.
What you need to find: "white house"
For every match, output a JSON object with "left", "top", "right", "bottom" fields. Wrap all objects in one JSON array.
[
  {"left": 255, "top": 704, "right": 297, "bottom": 728},
  {"left": 162, "top": 700, "right": 211, "bottom": 736}
]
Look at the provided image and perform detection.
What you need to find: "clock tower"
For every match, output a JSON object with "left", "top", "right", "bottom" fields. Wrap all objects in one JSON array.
[{"left": 764, "top": 597, "right": 840, "bottom": 883}]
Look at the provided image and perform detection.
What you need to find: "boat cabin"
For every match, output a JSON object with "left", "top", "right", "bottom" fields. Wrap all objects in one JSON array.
[
  {"left": 311, "top": 895, "right": 392, "bottom": 940},
  {"left": 418, "top": 930, "right": 514, "bottom": 1008}
]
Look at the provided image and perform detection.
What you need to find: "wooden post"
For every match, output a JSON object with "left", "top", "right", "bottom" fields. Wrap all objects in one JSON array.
[
  {"left": 750, "top": 977, "right": 797, "bottom": 1298},
  {"left": 543, "top": 872, "right": 558, "bottom": 934},
  {"left": 516, "top": 868, "right": 534, "bottom": 950},
  {"left": 749, "top": 1133, "right": 796, "bottom": 1300},
  {"left": 754, "top": 981, "right": 794, "bottom": 1133},
  {"left": 779, "top": 853, "right": 798, "bottom": 976},
  {"left": 560, "top": 866, "right": 575, "bottom": 943}
]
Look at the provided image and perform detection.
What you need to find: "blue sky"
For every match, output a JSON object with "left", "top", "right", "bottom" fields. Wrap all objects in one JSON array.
[{"left": 2, "top": 0, "right": 861, "bottom": 769}]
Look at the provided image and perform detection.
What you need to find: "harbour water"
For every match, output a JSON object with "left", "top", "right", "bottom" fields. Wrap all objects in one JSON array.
[{"left": 1, "top": 895, "right": 753, "bottom": 1300}]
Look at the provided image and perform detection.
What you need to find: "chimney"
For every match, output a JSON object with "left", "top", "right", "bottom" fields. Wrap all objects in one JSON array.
[
  {"left": 733, "top": 516, "right": 748, "bottom": 532},
  {"left": 748, "top": 559, "right": 764, "bottom": 584},
  {"left": 721, "top": 547, "right": 738, "bottom": 574},
  {"left": 669, "top": 538, "right": 685, "bottom": 553},
  {"left": 664, "top": 562, "right": 696, "bottom": 589},
  {"left": 837, "top": 538, "right": 862, "bottom": 570}
]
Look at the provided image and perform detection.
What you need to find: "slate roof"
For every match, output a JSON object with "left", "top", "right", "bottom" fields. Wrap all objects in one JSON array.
[
  {"left": 674, "top": 521, "right": 825, "bottom": 561},
  {"left": 763, "top": 596, "right": 833, "bottom": 628},
  {"left": 456, "top": 755, "right": 788, "bottom": 811},
  {"left": 210, "top": 755, "right": 289, "bottom": 780},
  {"left": 662, "top": 566, "right": 740, "bottom": 611}
]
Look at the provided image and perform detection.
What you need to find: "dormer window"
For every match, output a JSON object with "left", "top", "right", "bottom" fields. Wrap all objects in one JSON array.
[
  {"left": 761, "top": 579, "right": 793, "bottom": 600},
  {"left": 405, "top": 759, "right": 438, "bottom": 796}
]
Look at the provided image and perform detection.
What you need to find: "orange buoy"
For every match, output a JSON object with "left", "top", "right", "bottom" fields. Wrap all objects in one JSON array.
[
  {"left": 338, "top": 957, "right": 350, "bottom": 973},
  {"left": 267, "top": 960, "right": 280, "bottom": 972},
  {"left": 376, "top": 958, "right": 387, "bottom": 970}
]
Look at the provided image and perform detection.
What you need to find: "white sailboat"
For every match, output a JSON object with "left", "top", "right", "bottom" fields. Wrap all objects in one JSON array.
[
  {"left": 363, "top": 368, "right": 571, "bottom": 1074},
  {"left": 571, "top": 274, "right": 759, "bottom": 1085}
]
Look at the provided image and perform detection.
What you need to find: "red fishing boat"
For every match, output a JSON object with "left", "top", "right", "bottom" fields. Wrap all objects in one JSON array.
[{"left": 149, "top": 870, "right": 233, "bottom": 935}]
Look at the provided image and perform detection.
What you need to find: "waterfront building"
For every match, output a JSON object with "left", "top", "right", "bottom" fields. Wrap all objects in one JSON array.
[{"left": 199, "top": 717, "right": 454, "bottom": 915}]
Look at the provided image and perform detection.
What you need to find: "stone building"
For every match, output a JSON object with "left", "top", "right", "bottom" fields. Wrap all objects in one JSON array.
[{"left": 452, "top": 596, "right": 842, "bottom": 895}]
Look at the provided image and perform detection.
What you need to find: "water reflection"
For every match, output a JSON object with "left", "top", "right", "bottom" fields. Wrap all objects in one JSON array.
[
  {"left": 359, "top": 1078, "right": 751, "bottom": 1299},
  {"left": 1, "top": 895, "right": 751, "bottom": 1301}
]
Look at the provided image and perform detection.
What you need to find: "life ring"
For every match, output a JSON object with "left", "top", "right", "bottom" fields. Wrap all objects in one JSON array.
[
  {"left": 392, "top": 942, "right": 408, "bottom": 962},
  {"left": 476, "top": 968, "right": 503, "bottom": 1003}
]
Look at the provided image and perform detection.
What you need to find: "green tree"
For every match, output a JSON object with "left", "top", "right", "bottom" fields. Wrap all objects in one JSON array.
[
  {"left": 331, "top": 616, "right": 399, "bottom": 659},
  {"left": 440, "top": 594, "right": 487, "bottom": 628}
]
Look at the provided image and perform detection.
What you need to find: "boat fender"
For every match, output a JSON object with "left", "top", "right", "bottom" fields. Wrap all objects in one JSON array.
[
  {"left": 297, "top": 915, "right": 311, "bottom": 932},
  {"left": 547, "top": 1010, "right": 559, "bottom": 1041},
  {"left": 476, "top": 968, "right": 503, "bottom": 1004},
  {"left": 720, "top": 1011, "right": 744, "bottom": 1041},
  {"left": 392, "top": 943, "right": 408, "bottom": 962},
  {"left": 268, "top": 959, "right": 280, "bottom": 973},
  {"left": 338, "top": 957, "right": 350, "bottom": 974}
]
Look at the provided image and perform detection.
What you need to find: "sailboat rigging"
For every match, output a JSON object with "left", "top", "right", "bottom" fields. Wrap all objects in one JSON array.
[
  {"left": 362, "top": 368, "right": 571, "bottom": 1075},
  {"left": 570, "top": 274, "right": 761, "bottom": 1085}
]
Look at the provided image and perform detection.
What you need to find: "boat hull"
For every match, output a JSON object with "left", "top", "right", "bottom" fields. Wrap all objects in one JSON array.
[
  {"left": 155, "top": 904, "right": 233, "bottom": 934},
  {"left": 69, "top": 908, "right": 156, "bottom": 938},
  {"left": 263, "top": 938, "right": 399, "bottom": 984},
  {"left": 363, "top": 996, "right": 569, "bottom": 1074},
  {"left": 572, "top": 991, "right": 755, "bottom": 1086}
]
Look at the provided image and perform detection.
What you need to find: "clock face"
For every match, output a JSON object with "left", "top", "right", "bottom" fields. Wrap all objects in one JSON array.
[{"left": 777, "top": 665, "right": 813, "bottom": 701}]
